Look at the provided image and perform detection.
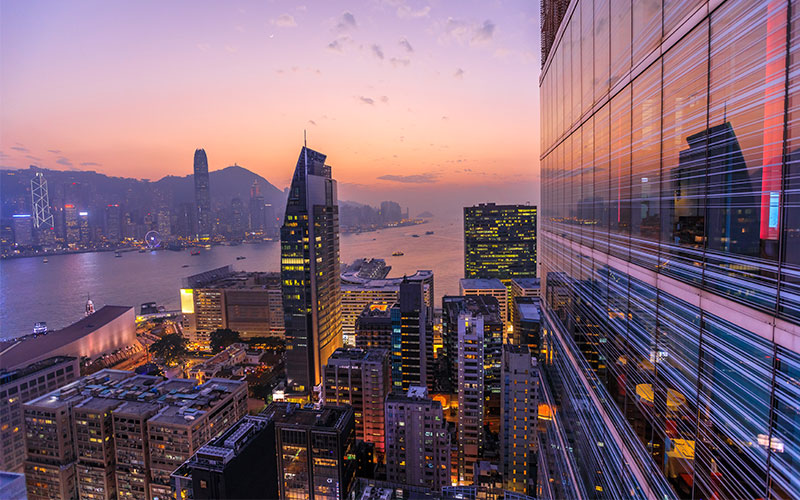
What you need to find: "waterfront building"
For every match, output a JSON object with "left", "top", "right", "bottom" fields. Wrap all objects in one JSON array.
[
  {"left": 354, "top": 303, "right": 394, "bottom": 351},
  {"left": 459, "top": 278, "right": 508, "bottom": 327},
  {"left": 464, "top": 203, "right": 537, "bottom": 282},
  {"left": 456, "top": 310, "right": 485, "bottom": 485},
  {"left": 538, "top": 0, "right": 800, "bottom": 498},
  {"left": 105, "top": 204, "right": 122, "bottom": 243},
  {"left": 180, "top": 266, "right": 284, "bottom": 345},
  {"left": 64, "top": 204, "right": 79, "bottom": 244},
  {"left": 22, "top": 370, "right": 247, "bottom": 500},
  {"left": 500, "top": 345, "right": 538, "bottom": 495},
  {"left": 323, "top": 348, "right": 391, "bottom": 457},
  {"left": 385, "top": 386, "right": 451, "bottom": 490},
  {"left": 193, "top": 149, "right": 212, "bottom": 240},
  {"left": 0, "top": 356, "right": 79, "bottom": 473},
  {"left": 171, "top": 414, "right": 278, "bottom": 500},
  {"left": 269, "top": 402, "right": 356, "bottom": 499},
  {"left": 12, "top": 214, "right": 33, "bottom": 246},
  {"left": 281, "top": 146, "right": 343, "bottom": 399}
]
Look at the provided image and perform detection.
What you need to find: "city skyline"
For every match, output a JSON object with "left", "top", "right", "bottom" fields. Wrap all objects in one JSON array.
[{"left": 0, "top": 1, "right": 541, "bottom": 216}]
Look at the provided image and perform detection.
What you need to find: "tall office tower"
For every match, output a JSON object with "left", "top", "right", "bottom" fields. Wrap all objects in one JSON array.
[
  {"left": 269, "top": 402, "right": 356, "bottom": 500},
  {"left": 64, "top": 204, "right": 79, "bottom": 244},
  {"left": 442, "top": 295, "right": 503, "bottom": 406},
  {"left": 194, "top": 148, "right": 212, "bottom": 240},
  {"left": 78, "top": 210, "right": 90, "bottom": 244},
  {"left": 392, "top": 279, "right": 432, "bottom": 392},
  {"left": 264, "top": 203, "right": 277, "bottom": 237},
  {"left": 105, "top": 204, "right": 122, "bottom": 242},
  {"left": 281, "top": 145, "right": 343, "bottom": 399},
  {"left": 31, "top": 171, "right": 54, "bottom": 232},
  {"left": 171, "top": 414, "right": 278, "bottom": 500},
  {"left": 176, "top": 202, "right": 196, "bottom": 237},
  {"left": 11, "top": 214, "right": 33, "bottom": 246},
  {"left": 323, "top": 348, "right": 391, "bottom": 457},
  {"left": 459, "top": 278, "right": 509, "bottom": 327},
  {"left": 385, "top": 386, "right": 451, "bottom": 490},
  {"left": 354, "top": 303, "right": 394, "bottom": 351},
  {"left": 463, "top": 203, "right": 537, "bottom": 281},
  {"left": 456, "top": 311, "right": 484, "bottom": 485},
  {"left": 0, "top": 356, "right": 78, "bottom": 473},
  {"left": 500, "top": 345, "right": 538, "bottom": 495},
  {"left": 249, "top": 179, "right": 265, "bottom": 231},
  {"left": 156, "top": 207, "right": 171, "bottom": 238},
  {"left": 22, "top": 370, "right": 247, "bottom": 500},
  {"left": 230, "top": 197, "right": 244, "bottom": 237},
  {"left": 539, "top": 0, "right": 800, "bottom": 498}
]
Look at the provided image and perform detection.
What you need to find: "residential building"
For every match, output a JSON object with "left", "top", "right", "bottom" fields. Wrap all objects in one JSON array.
[
  {"left": 393, "top": 279, "right": 432, "bottom": 392},
  {"left": 281, "top": 146, "right": 343, "bottom": 399},
  {"left": 500, "top": 345, "right": 537, "bottom": 495},
  {"left": 509, "top": 278, "right": 540, "bottom": 328},
  {"left": 269, "top": 402, "right": 356, "bottom": 499},
  {"left": 538, "top": 0, "right": 800, "bottom": 498},
  {"left": 323, "top": 348, "right": 391, "bottom": 457},
  {"left": 0, "top": 356, "right": 78, "bottom": 473},
  {"left": 512, "top": 298, "right": 541, "bottom": 356},
  {"left": 187, "top": 343, "right": 248, "bottom": 384},
  {"left": 459, "top": 279, "right": 508, "bottom": 327},
  {"left": 457, "top": 311, "right": 485, "bottom": 485},
  {"left": 385, "top": 386, "right": 451, "bottom": 490},
  {"left": 354, "top": 303, "right": 394, "bottom": 351}
]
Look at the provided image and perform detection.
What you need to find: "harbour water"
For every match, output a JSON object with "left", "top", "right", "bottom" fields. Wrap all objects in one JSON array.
[{"left": 0, "top": 217, "right": 464, "bottom": 338}]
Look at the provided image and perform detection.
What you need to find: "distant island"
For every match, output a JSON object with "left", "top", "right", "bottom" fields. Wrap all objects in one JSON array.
[{"left": 417, "top": 211, "right": 434, "bottom": 218}]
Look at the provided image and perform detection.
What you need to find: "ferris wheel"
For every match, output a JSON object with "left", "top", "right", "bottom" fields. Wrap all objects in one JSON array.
[{"left": 145, "top": 230, "right": 162, "bottom": 249}]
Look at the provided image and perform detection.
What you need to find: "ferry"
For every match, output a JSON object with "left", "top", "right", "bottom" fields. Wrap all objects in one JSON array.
[
  {"left": 190, "top": 250, "right": 201, "bottom": 256},
  {"left": 115, "top": 251, "right": 122, "bottom": 258},
  {"left": 425, "top": 231, "right": 434, "bottom": 235},
  {"left": 236, "top": 256, "right": 246, "bottom": 260},
  {"left": 392, "top": 251, "right": 404, "bottom": 256},
  {"left": 42, "top": 257, "right": 48, "bottom": 263},
  {"left": 33, "top": 322, "right": 48, "bottom": 334},
  {"left": 411, "top": 234, "right": 420, "bottom": 238}
]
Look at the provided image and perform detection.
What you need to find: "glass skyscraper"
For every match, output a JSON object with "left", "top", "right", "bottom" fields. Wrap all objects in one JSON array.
[
  {"left": 464, "top": 203, "right": 538, "bottom": 281},
  {"left": 193, "top": 148, "right": 212, "bottom": 240},
  {"left": 281, "top": 146, "right": 343, "bottom": 399},
  {"left": 539, "top": 0, "right": 800, "bottom": 498}
]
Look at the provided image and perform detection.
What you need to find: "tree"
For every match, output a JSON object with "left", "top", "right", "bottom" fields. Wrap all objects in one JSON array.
[
  {"left": 210, "top": 328, "right": 241, "bottom": 353},
  {"left": 149, "top": 334, "right": 189, "bottom": 367}
]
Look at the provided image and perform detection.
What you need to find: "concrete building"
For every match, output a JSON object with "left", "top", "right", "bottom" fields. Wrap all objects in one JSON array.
[
  {"left": 0, "top": 306, "right": 136, "bottom": 370},
  {"left": 354, "top": 303, "right": 394, "bottom": 352},
  {"left": 187, "top": 343, "right": 248, "bottom": 384},
  {"left": 0, "top": 356, "right": 79, "bottom": 473},
  {"left": 500, "top": 345, "right": 538, "bottom": 495},
  {"left": 385, "top": 386, "right": 451, "bottom": 491},
  {"left": 459, "top": 278, "right": 508, "bottom": 326},
  {"left": 512, "top": 298, "right": 541, "bottom": 356},
  {"left": 269, "top": 402, "right": 356, "bottom": 499},
  {"left": 12, "top": 214, "right": 33, "bottom": 246},
  {"left": 0, "top": 472, "right": 27, "bottom": 500},
  {"left": 509, "top": 278, "right": 540, "bottom": 328},
  {"left": 394, "top": 279, "right": 432, "bottom": 392},
  {"left": 171, "top": 414, "right": 278, "bottom": 500},
  {"left": 457, "top": 311, "right": 485, "bottom": 485},
  {"left": 180, "top": 266, "right": 284, "bottom": 345},
  {"left": 323, "top": 348, "right": 391, "bottom": 457},
  {"left": 22, "top": 370, "right": 247, "bottom": 500}
]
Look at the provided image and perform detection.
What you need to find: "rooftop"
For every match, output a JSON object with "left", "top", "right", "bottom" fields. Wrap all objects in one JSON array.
[
  {"left": 515, "top": 297, "right": 541, "bottom": 322},
  {"left": 0, "top": 355, "right": 77, "bottom": 385},
  {"left": 186, "top": 268, "right": 280, "bottom": 290},
  {"left": 444, "top": 295, "right": 502, "bottom": 322},
  {"left": 357, "top": 303, "right": 395, "bottom": 319},
  {"left": 328, "top": 347, "right": 389, "bottom": 364},
  {"left": 266, "top": 402, "right": 353, "bottom": 432},
  {"left": 342, "top": 269, "right": 433, "bottom": 288},
  {"left": 341, "top": 258, "right": 392, "bottom": 281},
  {"left": 512, "top": 277, "right": 541, "bottom": 290},
  {"left": 459, "top": 278, "right": 506, "bottom": 290}
]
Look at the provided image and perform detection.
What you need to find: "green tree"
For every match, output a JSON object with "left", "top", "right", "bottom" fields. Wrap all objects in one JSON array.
[
  {"left": 148, "top": 334, "right": 189, "bottom": 367},
  {"left": 210, "top": 328, "right": 241, "bottom": 353}
]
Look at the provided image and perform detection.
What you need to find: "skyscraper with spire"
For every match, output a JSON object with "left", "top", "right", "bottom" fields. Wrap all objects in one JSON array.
[
  {"left": 281, "top": 144, "right": 342, "bottom": 399},
  {"left": 193, "top": 149, "right": 211, "bottom": 240}
]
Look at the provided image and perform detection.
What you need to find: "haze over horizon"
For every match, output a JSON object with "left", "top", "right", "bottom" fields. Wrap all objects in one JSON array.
[{"left": 0, "top": 0, "right": 541, "bottom": 217}]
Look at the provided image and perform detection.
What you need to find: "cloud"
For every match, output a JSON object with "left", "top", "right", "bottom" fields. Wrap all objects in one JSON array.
[
  {"left": 359, "top": 96, "right": 375, "bottom": 105},
  {"left": 25, "top": 155, "right": 42, "bottom": 161},
  {"left": 471, "top": 20, "right": 495, "bottom": 44},
  {"left": 56, "top": 156, "right": 73, "bottom": 167},
  {"left": 336, "top": 11, "right": 357, "bottom": 32},
  {"left": 47, "top": 149, "right": 61, "bottom": 154},
  {"left": 380, "top": 95, "right": 389, "bottom": 103},
  {"left": 271, "top": 13, "right": 297, "bottom": 27},
  {"left": 10, "top": 146, "right": 28, "bottom": 152},
  {"left": 399, "top": 37, "right": 414, "bottom": 53},
  {"left": 371, "top": 44, "right": 384, "bottom": 60},
  {"left": 80, "top": 161, "right": 101, "bottom": 167},
  {"left": 441, "top": 115, "right": 449, "bottom": 120},
  {"left": 327, "top": 36, "right": 351, "bottom": 52},
  {"left": 378, "top": 173, "right": 439, "bottom": 184},
  {"left": 196, "top": 43, "right": 211, "bottom": 51},
  {"left": 454, "top": 67, "right": 465, "bottom": 79},
  {"left": 397, "top": 4, "right": 431, "bottom": 19},
  {"left": 390, "top": 57, "right": 410, "bottom": 67},
  {"left": 442, "top": 17, "right": 470, "bottom": 42}
]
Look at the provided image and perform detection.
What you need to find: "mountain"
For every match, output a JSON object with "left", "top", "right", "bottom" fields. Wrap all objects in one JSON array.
[{"left": 152, "top": 165, "right": 285, "bottom": 207}]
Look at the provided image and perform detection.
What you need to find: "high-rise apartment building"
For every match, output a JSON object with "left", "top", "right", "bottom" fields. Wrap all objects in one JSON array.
[
  {"left": 22, "top": 370, "right": 247, "bottom": 500},
  {"left": 500, "top": 345, "right": 538, "bottom": 496},
  {"left": 193, "top": 149, "right": 212, "bottom": 240},
  {"left": 512, "top": 297, "right": 541, "bottom": 357},
  {"left": 269, "top": 402, "right": 356, "bottom": 500},
  {"left": 0, "top": 356, "right": 79, "bottom": 473},
  {"left": 509, "top": 278, "right": 541, "bottom": 328},
  {"left": 354, "top": 303, "right": 394, "bottom": 351},
  {"left": 385, "top": 386, "right": 451, "bottom": 490},
  {"left": 539, "top": 0, "right": 800, "bottom": 498},
  {"left": 456, "top": 311, "right": 485, "bottom": 485},
  {"left": 281, "top": 146, "right": 343, "bottom": 399},
  {"left": 323, "top": 348, "right": 391, "bottom": 457},
  {"left": 393, "top": 279, "right": 432, "bottom": 392},
  {"left": 464, "top": 203, "right": 537, "bottom": 282},
  {"left": 459, "top": 278, "right": 509, "bottom": 327}
]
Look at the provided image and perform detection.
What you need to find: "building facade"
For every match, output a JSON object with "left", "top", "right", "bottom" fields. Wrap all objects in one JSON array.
[
  {"left": 539, "top": 0, "right": 800, "bottom": 498},
  {"left": 500, "top": 345, "right": 538, "bottom": 496},
  {"left": 459, "top": 278, "right": 509, "bottom": 327},
  {"left": 193, "top": 149, "right": 212, "bottom": 240},
  {"left": 354, "top": 303, "right": 394, "bottom": 351},
  {"left": 281, "top": 146, "right": 343, "bottom": 399},
  {"left": 464, "top": 203, "right": 537, "bottom": 283},
  {"left": 385, "top": 386, "right": 451, "bottom": 490},
  {"left": 456, "top": 311, "right": 485, "bottom": 485},
  {"left": 393, "top": 279, "right": 432, "bottom": 392}
]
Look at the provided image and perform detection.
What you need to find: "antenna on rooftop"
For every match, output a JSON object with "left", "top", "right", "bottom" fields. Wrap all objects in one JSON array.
[{"left": 304, "top": 129, "right": 307, "bottom": 148}]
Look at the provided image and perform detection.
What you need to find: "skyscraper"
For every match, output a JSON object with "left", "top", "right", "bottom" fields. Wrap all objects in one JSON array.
[
  {"left": 193, "top": 149, "right": 212, "bottom": 240},
  {"left": 281, "top": 145, "right": 343, "bottom": 399},
  {"left": 500, "top": 345, "right": 537, "bottom": 495},
  {"left": 539, "top": 0, "right": 800, "bottom": 498},
  {"left": 463, "top": 203, "right": 537, "bottom": 282},
  {"left": 456, "top": 310, "right": 484, "bottom": 485},
  {"left": 392, "top": 278, "right": 432, "bottom": 392}
]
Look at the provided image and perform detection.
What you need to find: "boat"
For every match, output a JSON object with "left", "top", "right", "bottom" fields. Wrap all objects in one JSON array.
[
  {"left": 115, "top": 251, "right": 122, "bottom": 258},
  {"left": 190, "top": 250, "right": 201, "bottom": 256},
  {"left": 42, "top": 257, "right": 48, "bottom": 263},
  {"left": 182, "top": 264, "right": 190, "bottom": 268},
  {"left": 138, "top": 248, "right": 146, "bottom": 253},
  {"left": 411, "top": 234, "right": 420, "bottom": 238},
  {"left": 236, "top": 256, "right": 246, "bottom": 260},
  {"left": 392, "top": 251, "right": 404, "bottom": 256},
  {"left": 425, "top": 231, "right": 434, "bottom": 235}
]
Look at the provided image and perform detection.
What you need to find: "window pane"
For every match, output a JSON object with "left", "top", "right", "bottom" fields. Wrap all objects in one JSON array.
[
  {"left": 594, "top": 0, "right": 610, "bottom": 99},
  {"left": 594, "top": 104, "right": 611, "bottom": 254},
  {"left": 609, "top": 0, "right": 631, "bottom": 88},
  {"left": 609, "top": 86, "right": 632, "bottom": 260},
  {"left": 632, "top": 0, "right": 661, "bottom": 65},
  {"left": 581, "top": 0, "right": 594, "bottom": 112},
  {"left": 664, "top": 0, "right": 704, "bottom": 37},
  {"left": 770, "top": 346, "right": 800, "bottom": 499}
]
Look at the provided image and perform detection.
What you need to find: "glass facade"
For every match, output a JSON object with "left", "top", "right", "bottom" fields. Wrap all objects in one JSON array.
[{"left": 540, "top": 0, "right": 800, "bottom": 498}]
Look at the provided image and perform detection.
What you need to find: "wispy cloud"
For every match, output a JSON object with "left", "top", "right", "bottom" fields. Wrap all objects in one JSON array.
[
  {"left": 10, "top": 146, "right": 28, "bottom": 152},
  {"left": 390, "top": 57, "right": 410, "bottom": 67},
  {"left": 359, "top": 96, "right": 375, "bottom": 105},
  {"left": 225, "top": 45, "right": 238, "bottom": 53},
  {"left": 380, "top": 95, "right": 389, "bottom": 103},
  {"left": 327, "top": 35, "right": 351, "bottom": 53},
  {"left": 371, "top": 44, "right": 384, "bottom": 60},
  {"left": 47, "top": 149, "right": 61, "bottom": 154},
  {"left": 440, "top": 18, "right": 496, "bottom": 46},
  {"left": 56, "top": 156, "right": 73, "bottom": 167},
  {"left": 399, "top": 37, "right": 414, "bottom": 53},
  {"left": 80, "top": 161, "right": 101, "bottom": 167},
  {"left": 397, "top": 4, "right": 431, "bottom": 19},
  {"left": 271, "top": 13, "right": 297, "bottom": 28},
  {"left": 471, "top": 20, "right": 495, "bottom": 44},
  {"left": 454, "top": 67, "right": 465, "bottom": 79},
  {"left": 308, "top": 119, "right": 317, "bottom": 126},
  {"left": 378, "top": 173, "right": 439, "bottom": 183},
  {"left": 336, "top": 11, "right": 357, "bottom": 32}
]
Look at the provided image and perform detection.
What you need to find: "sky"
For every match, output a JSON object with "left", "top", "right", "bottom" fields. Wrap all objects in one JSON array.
[{"left": 0, "top": 0, "right": 541, "bottom": 217}]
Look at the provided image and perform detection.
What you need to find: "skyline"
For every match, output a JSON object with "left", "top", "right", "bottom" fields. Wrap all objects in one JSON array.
[{"left": 0, "top": 0, "right": 541, "bottom": 216}]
